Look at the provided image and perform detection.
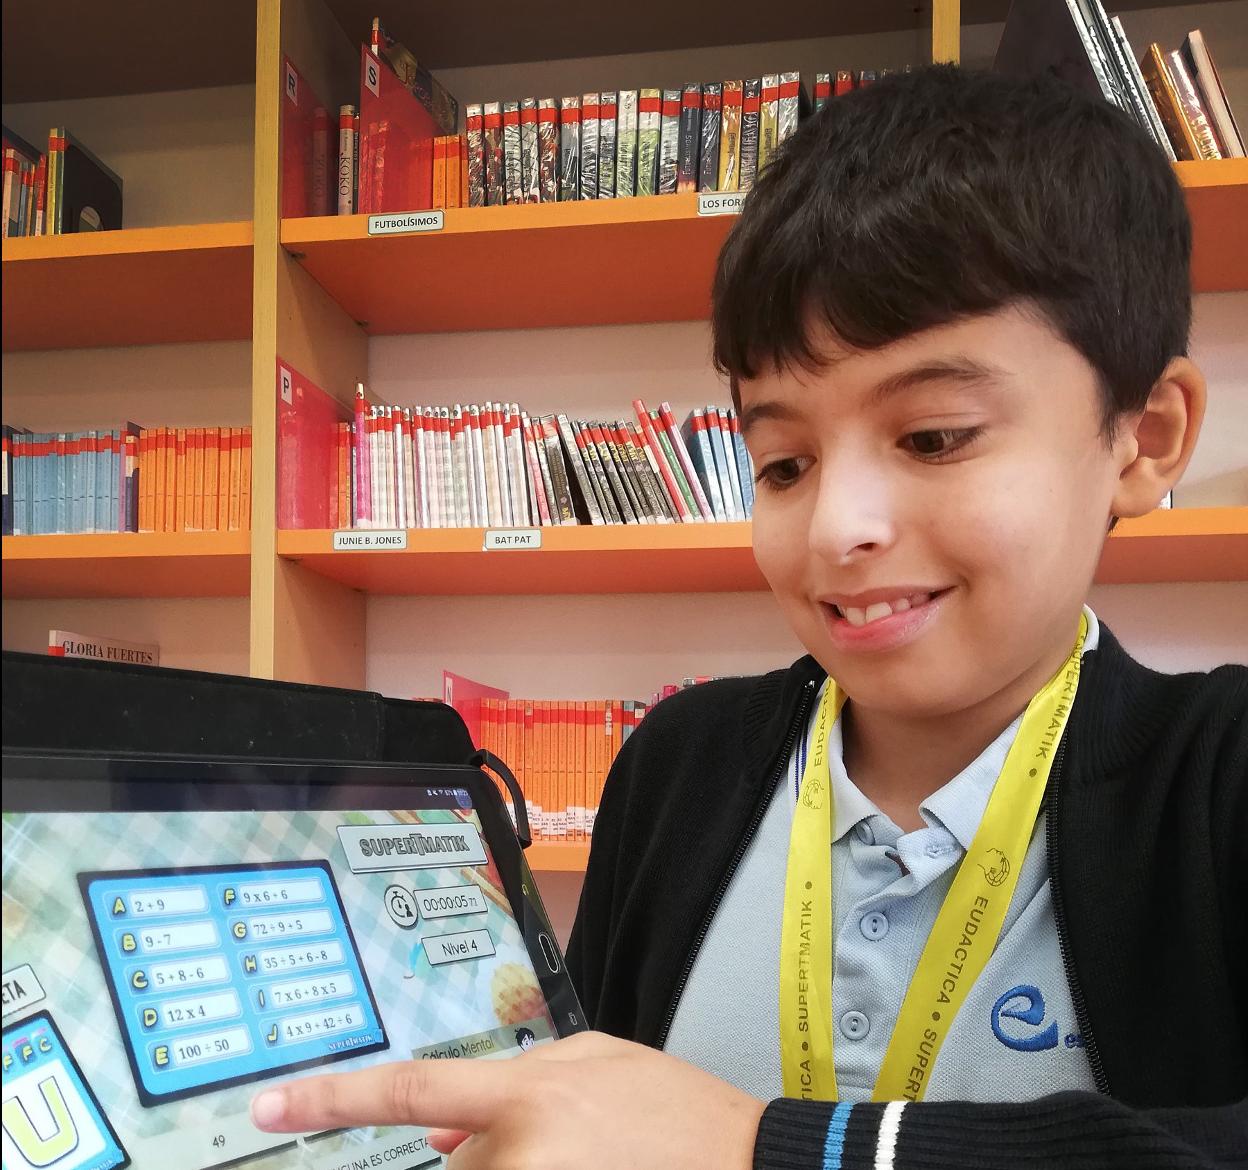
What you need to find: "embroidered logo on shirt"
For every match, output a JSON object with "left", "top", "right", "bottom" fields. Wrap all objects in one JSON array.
[
  {"left": 977, "top": 847, "right": 1011, "bottom": 887},
  {"left": 991, "top": 985, "right": 1059, "bottom": 1051}
]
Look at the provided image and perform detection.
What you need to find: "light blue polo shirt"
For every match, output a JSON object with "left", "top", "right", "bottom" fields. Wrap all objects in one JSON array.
[{"left": 664, "top": 609, "right": 1100, "bottom": 1102}]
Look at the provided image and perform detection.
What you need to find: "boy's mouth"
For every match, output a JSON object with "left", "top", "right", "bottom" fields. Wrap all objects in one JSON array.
[{"left": 821, "top": 588, "right": 951, "bottom": 629}]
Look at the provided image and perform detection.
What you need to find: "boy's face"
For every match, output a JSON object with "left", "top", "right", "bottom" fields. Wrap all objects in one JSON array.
[{"left": 740, "top": 306, "right": 1135, "bottom": 719}]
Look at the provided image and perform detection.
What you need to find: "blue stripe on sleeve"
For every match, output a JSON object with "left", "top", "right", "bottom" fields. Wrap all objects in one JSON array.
[{"left": 822, "top": 1101, "right": 854, "bottom": 1170}]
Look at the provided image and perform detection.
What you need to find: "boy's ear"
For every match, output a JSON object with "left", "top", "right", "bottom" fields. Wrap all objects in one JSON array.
[{"left": 1110, "top": 357, "right": 1207, "bottom": 519}]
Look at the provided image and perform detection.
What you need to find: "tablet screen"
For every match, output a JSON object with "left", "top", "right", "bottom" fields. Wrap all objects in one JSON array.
[{"left": 2, "top": 764, "right": 576, "bottom": 1170}]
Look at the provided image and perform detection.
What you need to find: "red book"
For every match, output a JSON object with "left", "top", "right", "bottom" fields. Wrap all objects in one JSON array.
[
  {"left": 277, "top": 361, "right": 349, "bottom": 530},
  {"left": 280, "top": 55, "right": 331, "bottom": 218},
  {"left": 357, "top": 44, "right": 437, "bottom": 212},
  {"left": 834, "top": 70, "right": 854, "bottom": 96}
]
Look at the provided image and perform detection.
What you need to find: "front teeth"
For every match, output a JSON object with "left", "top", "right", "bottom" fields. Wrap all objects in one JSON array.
[{"left": 836, "top": 593, "right": 931, "bottom": 627}]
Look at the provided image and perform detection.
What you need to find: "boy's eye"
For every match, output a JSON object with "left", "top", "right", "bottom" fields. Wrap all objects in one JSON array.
[
  {"left": 755, "top": 456, "right": 813, "bottom": 491},
  {"left": 901, "top": 427, "right": 983, "bottom": 459}
]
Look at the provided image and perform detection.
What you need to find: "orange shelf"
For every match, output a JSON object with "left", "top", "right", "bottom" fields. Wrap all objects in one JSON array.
[
  {"left": 524, "top": 843, "right": 591, "bottom": 873},
  {"left": 2, "top": 221, "right": 254, "bottom": 351},
  {"left": 1179, "top": 159, "right": 1248, "bottom": 294},
  {"left": 281, "top": 163, "right": 1248, "bottom": 337},
  {"left": 277, "top": 508, "right": 1246, "bottom": 597},
  {"left": 2, "top": 532, "right": 252, "bottom": 599},
  {"left": 281, "top": 194, "right": 737, "bottom": 333},
  {"left": 277, "top": 522, "right": 763, "bottom": 595},
  {"left": 1095, "top": 506, "right": 1248, "bottom": 584}
]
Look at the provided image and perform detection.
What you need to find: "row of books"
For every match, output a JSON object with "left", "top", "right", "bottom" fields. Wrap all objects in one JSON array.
[
  {"left": 996, "top": 3, "right": 1242, "bottom": 160},
  {"left": 2, "top": 425, "right": 252, "bottom": 536},
  {"left": 464, "top": 72, "right": 813, "bottom": 207},
  {"left": 330, "top": 394, "right": 755, "bottom": 530},
  {"left": 1, "top": 125, "right": 123, "bottom": 238},
  {"left": 475, "top": 696, "right": 647, "bottom": 840}
]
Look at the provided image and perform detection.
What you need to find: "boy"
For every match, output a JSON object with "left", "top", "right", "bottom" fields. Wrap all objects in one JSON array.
[{"left": 252, "top": 67, "right": 1246, "bottom": 1167}]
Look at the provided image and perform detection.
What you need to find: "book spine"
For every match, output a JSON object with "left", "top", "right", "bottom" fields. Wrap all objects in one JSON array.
[
  {"left": 1182, "top": 30, "right": 1244, "bottom": 157},
  {"left": 353, "top": 385, "right": 371, "bottom": 527},
  {"left": 520, "top": 97, "right": 541, "bottom": 203},
  {"left": 311, "top": 106, "right": 331, "bottom": 215},
  {"left": 492, "top": 403, "right": 514, "bottom": 523},
  {"left": 454, "top": 405, "right": 473, "bottom": 526},
  {"left": 677, "top": 84, "right": 701, "bottom": 193},
  {"left": 1, "top": 150, "right": 16, "bottom": 238},
  {"left": 460, "top": 405, "right": 480, "bottom": 525},
  {"left": 637, "top": 89, "right": 662, "bottom": 197},
  {"left": 1141, "top": 45, "right": 1200, "bottom": 159},
  {"left": 1165, "top": 48, "right": 1223, "bottom": 160},
  {"left": 32, "top": 153, "right": 46, "bottom": 236},
  {"left": 658, "top": 89, "right": 681, "bottom": 195},
  {"left": 414, "top": 408, "right": 431, "bottom": 527},
  {"left": 559, "top": 96, "right": 581, "bottom": 201},
  {"left": 51, "top": 128, "right": 66, "bottom": 235},
  {"left": 718, "top": 81, "right": 743, "bottom": 191},
  {"left": 699, "top": 83, "right": 722, "bottom": 192},
  {"left": 239, "top": 428, "right": 252, "bottom": 530},
  {"left": 464, "top": 405, "right": 483, "bottom": 527},
  {"left": 503, "top": 101, "right": 522, "bottom": 205},
  {"left": 537, "top": 98, "right": 560, "bottom": 202},
  {"left": 835, "top": 70, "right": 854, "bottom": 96},
  {"left": 506, "top": 404, "right": 531, "bottom": 525},
  {"left": 539, "top": 416, "right": 577, "bottom": 524},
  {"left": 353, "top": 113, "right": 360, "bottom": 214},
  {"left": 432, "top": 135, "right": 448, "bottom": 209},
  {"left": 522, "top": 413, "right": 552, "bottom": 525},
  {"left": 337, "top": 104, "right": 356, "bottom": 215},
  {"left": 465, "top": 103, "right": 486, "bottom": 206},
  {"left": 718, "top": 408, "right": 746, "bottom": 517},
  {"left": 440, "top": 406, "right": 457, "bottom": 526},
  {"left": 728, "top": 408, "right": 755, "bottom": 516},
  {"left": 740, "top": 79, "right": 762, "bottom": 191},
  {"left": 597, "top": 92, "right": 618, "bottom": 198},
  {"left": 1109, "top": 21, "right": 1175, "bottom": 160},
  {"left": 651, "top": 410, "right": 700, "bottom": 521},
  {"left": 580, "top": 92, "right": 601, "bottom": 201},
  {"left": 683, "top": 409, "right": 726, "bottom": 520},
  {"left": 659, "top": 401, "right": 713, "bottom": 519},
  {"left": 616, "top": 90, "right": 639, "bottom": 197},
  {"left": 633, "top": 400, "right": 692, "bottom": 521},
  {"left": 556, "top": 414, "right": 605, "bottom": 524},
  {"left": 778, "top": 71, "right": 803, "bottom": 144},
  {"left": 707, "top": 406, "right": 740, "bottom": 519},
  {"left": 531, "top": 413, "right": 559, "bottom": 524},
  {"left": 204, "top": 427, "right": 219, "bottom": 531},
  {"left": 483, "top": 101, "right": 506, "bottom": 205},
  {"left": 479, "top": 404, "right": 500, "bottom": 525},
  {"left": 174, "top": 428, "right": 187, "bottom": 532},
  {"left": 2, "top": 427, "right": 14, "bottom": 537},
  {"left": 758, "top": 76, "right": 779, "bottom": 173},
  {"left": 814, "top": 72, "right": 831, "bottom": 113}
]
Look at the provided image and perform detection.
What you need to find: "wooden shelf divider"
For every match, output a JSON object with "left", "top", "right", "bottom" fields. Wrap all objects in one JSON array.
[
  {"left": 2, "top": 532, "right": 252, "bottom": 599},
  {"left": 2, "top": 221, "right": 254, "bottom": 352},
  {"left": 275, "top": 507, "right": 1247, "bottom": 597}
]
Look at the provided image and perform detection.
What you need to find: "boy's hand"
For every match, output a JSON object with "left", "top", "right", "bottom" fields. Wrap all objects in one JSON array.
[{"left": 251, "top": 1031, "right": 763, "bottom": 1169}]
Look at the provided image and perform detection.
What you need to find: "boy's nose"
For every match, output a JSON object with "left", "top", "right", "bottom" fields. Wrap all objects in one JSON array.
[{"left": 806, "top": 464, "right": 895, "bottom": 566}]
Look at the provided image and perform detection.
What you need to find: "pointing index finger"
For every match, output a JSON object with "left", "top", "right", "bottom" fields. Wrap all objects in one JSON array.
[{"left": 251, "top": 1058, "right": 516, "bottom": 1135}]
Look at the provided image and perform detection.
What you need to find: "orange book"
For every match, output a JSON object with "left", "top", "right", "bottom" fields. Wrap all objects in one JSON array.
[
  {"left": 239, "top": 428, "right": 252, "bottom": 531},
  {"left": 541, "top": 700, "right": 553, "bottom": 841},
  {"left": 172, "top": 428, "right": 187, "bottom": 532},
  {"left": 228, "top": 428, "right": 242, "bottom": 531},
  {"left": 522, "top": 700, "right": 534, "bottom": 829},
  {"left": 596, "top": 700, "right": 609, "bottom": 832},
  {"left": 530, "top": 701, "right": 543, "bottom": 840},
  {"left": 203, "top": 428, "right": 220, "bottom": 531},
  {"left": 460, "top": 135, "right": 469, "bottom": 206},
  {"left": 505, "top": 700, "right": 517, "bottom": 794},
  {"left": 563, "top": 700, "right": 574, "bottom": 841},
  {"left": 190, "top": 429, "right": 204, "bottom": 531},
  {"left": 153, "top": 428, "right": 167, "bottom": 533},
  {"left": 574, "top": 701, "right": 587, "bottom": 841},
  {"left": 432, "top": 136, "right": 448, "bottom": 208},
  {"left": 611, "top": 699, "right": 624, "bottom": 780},
  {"left": 143, "top": 429, "right": 156, "bottom": 533},
  {"left": 217, "top": 428, "right": 232, "bottom": 531},
  {"left": 136, "top": 430, "right": 150, "bottom": 532},
  {"left": 445, "top": 135, "right": 461, "bottom": 209}
]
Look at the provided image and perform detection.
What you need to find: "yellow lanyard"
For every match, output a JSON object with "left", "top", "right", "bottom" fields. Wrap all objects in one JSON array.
[{"left": 779, "top": 613, "right": 1087, "bottom": 1102}]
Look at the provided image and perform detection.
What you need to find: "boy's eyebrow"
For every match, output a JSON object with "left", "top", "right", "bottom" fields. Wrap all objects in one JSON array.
[
  {"left": 867, "top": 357, "right": 1006, "bottom": 406},
  {"left": 737, "top": 400, "right": 805, "bottom": 436}
]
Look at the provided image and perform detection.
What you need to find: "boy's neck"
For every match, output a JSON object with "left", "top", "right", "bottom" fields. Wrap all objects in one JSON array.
[{"left": 840, "top": 638, "right": 1078, "bottom": 833}]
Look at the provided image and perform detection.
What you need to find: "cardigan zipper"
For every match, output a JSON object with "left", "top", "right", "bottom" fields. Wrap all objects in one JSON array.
[
  {"left": 655, "top": 679, "right": 818, "bottom": 1050},
  {"left": 1047, "top": 737, "right": 1111, "bottom": 1095}
]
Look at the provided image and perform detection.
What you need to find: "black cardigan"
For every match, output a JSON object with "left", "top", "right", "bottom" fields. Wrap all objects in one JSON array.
[{"left": 566, "top": 627, "right": 1248, "bottom": 1168}]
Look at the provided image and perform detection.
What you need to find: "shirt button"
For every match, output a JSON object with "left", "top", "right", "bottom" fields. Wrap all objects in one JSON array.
[
  {"left": 840, "top": 1011, "right": 870, "bottom": 1041},
  {"left": 860, "top": 911, "right": 889, "bottom": 941},
  {"left": 855, "top": 822, "right": 874, "bottom": 845}
]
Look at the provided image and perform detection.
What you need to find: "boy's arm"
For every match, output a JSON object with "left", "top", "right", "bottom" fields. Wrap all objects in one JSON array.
[{"left": 755, "top": 1094, "right": 1248, "bottom": 1170}]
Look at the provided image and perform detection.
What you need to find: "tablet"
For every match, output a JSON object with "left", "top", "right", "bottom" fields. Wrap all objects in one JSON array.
[{"left": 1, "top": 751, "right": 586, "bottom": 1170}]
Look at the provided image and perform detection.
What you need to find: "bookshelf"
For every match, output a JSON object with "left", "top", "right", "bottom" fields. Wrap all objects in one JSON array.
[
  {"left": 2, "top": 532, "right": 252, "bottom": 599},
  {"left": 3, "top": 0, "right": 1246, "bottom": 881},
  {"left": 277, "top": 508, "right": 1248, "bottom": 596},
  {"left": 2, "top": 222, "right": 254, "bottom": 351}
]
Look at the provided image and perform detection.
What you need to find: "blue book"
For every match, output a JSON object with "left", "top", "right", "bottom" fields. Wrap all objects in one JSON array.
[
  {"left": 705, "top": 408, "right": 739, "bottom": 521},
  {"left": 679, "top": 409, "right": 726, "bottom": 521},
  {"left": 726, "top": 408, "right": 755, "bottom": 517}
]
